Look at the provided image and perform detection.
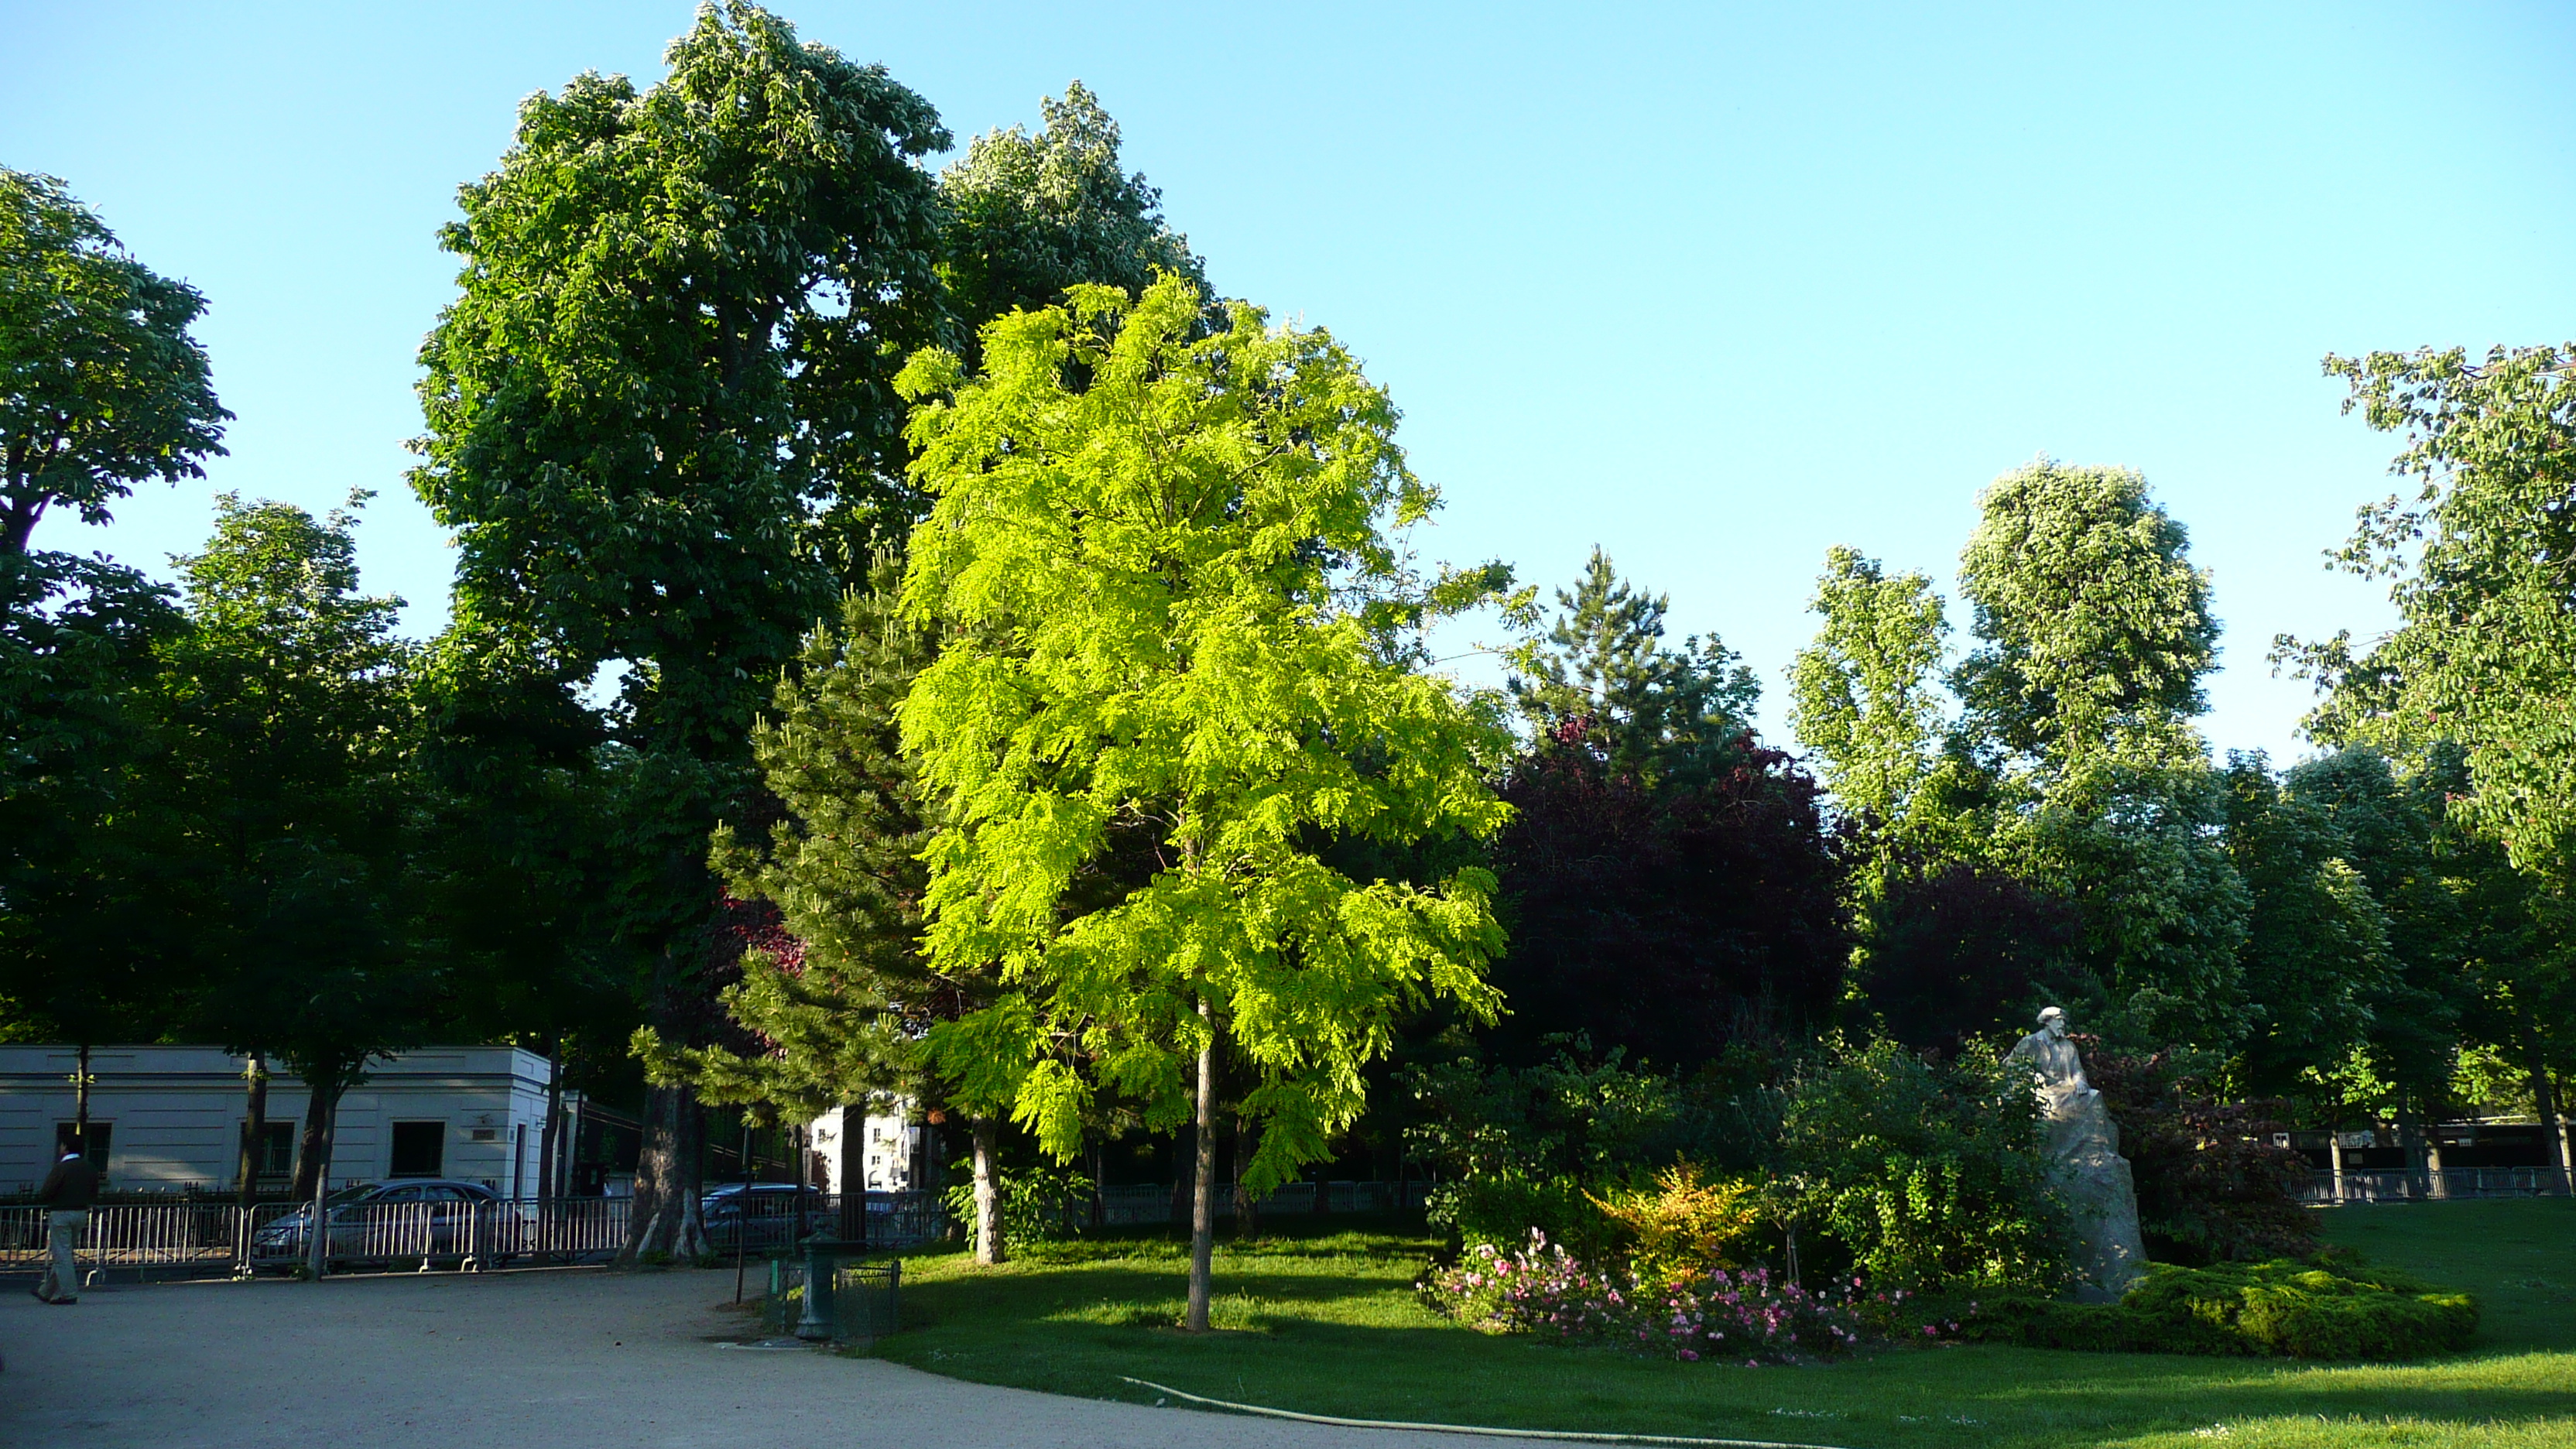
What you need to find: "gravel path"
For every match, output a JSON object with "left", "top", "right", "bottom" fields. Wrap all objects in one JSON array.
[{"left": 0, "top": 1267, "right": 1560, "bottom": 1448}]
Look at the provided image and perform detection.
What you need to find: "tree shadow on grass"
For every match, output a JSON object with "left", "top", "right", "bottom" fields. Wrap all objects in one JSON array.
[{"left": 886, "top": 1260, "right": 2576, "bottom": 1449}]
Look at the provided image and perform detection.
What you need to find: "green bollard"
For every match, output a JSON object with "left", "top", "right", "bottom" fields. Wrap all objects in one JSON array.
[{"left": 796, "top": 1238, "right": 841, "bottom": 1341}]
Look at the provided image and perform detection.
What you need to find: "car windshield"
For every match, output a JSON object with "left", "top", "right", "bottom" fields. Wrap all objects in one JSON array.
[{"left": 324, "top": 1185, "right": 378, "bottom": 1206}]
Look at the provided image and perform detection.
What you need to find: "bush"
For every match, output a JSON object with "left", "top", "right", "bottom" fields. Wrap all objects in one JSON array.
[
  {"left": 1972, "top": 1256, "right": 2477, "bottom": 1359},
  {"left": 1588, "top": 1164, "right": 1765, "bottom": 1284},
  {"left": 2083, "top": 1047, "right": 2316, "bottom": 1263},
  {"left": 1776, "top": 1038, "right": 2067, "bottom": 1293},
  {"left": 1406, "top": 1037, "right": 1783, "bottom": 1262},
  {"left": 940, "top": 1165, "right": 1093, "bottom": 1254},
  {"left": 1424, "top": 1231, "right": 1871, "bottom": 1363},
  {"left": 1430, "top": 1168, "right": 1621, "bottom": 1263}
]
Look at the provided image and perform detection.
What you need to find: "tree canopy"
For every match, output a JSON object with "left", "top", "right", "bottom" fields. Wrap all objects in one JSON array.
[{"left": 1, "top": 168, "right": 229, "bottom": 556}]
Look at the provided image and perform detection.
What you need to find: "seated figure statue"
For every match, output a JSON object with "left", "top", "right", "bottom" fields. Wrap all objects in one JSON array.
[{"left": 2006, "top": 1006, "right": 2147, "bottom": 1302}]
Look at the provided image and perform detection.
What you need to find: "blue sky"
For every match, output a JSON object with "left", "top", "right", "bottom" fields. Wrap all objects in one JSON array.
[{"left": 8, "top": 1, "right": 2571, "bottom": 763}]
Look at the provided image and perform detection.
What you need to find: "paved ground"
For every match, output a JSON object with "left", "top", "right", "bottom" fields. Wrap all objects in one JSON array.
[{"left": 0, "top": 1267, "right": 1553, "bottom": 1448}]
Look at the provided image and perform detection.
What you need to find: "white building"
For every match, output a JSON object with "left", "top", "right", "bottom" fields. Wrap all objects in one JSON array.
[
  {"left": 806, "top": 1100, "right": 923, "bottom": 1194},
  {"left": 0, "top": 1045, "right": 580, "bottom": 1197}
]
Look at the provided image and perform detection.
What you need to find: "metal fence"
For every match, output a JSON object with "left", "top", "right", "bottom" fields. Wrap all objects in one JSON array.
[
  {"left": 0, "top": 1190, "right": 956, "bottom": 1281},
  {"left": 1089, "top": 1179, "right": 1433, "bottom": 1225},
  {"left": 2301, "top": 1166, "right": 2575, "bottom": 1204}
]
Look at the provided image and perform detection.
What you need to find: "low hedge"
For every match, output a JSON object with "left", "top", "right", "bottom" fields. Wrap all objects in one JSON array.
[{"left": 1960, "top": 1255, "right": 2478, "bottom": 1360}]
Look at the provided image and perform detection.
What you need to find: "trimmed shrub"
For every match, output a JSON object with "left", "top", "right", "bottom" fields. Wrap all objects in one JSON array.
[{"left": 1969, "top": 1257, "right": 2477, "bottom": 1359}]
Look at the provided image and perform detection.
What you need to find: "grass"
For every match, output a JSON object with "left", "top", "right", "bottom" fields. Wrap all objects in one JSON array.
[{"left": 859, "top": 1198, "right": 2576, "bottom": 1449}]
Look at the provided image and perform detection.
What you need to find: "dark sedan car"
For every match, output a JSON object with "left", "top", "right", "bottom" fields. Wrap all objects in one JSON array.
[{"left": 252, "top": 1179, "right": 505, "bottom": 1266}]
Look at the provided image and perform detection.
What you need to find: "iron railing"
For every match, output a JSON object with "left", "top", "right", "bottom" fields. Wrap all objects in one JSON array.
[
  {"left": 1088, "top": 1179, "right": 1434, "bottom": 1225},
  {"left": 2301, "top": 1166, "right": 2574, "bottom": 1204}
]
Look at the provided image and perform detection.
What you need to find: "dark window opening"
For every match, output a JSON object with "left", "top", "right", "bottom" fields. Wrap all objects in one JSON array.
[
  {"left": 246, "top": 1121, "right": 297, "bottom": 1177},
  {"left": 389, "top": 1121, "right": 446, "bottom": 1179}
]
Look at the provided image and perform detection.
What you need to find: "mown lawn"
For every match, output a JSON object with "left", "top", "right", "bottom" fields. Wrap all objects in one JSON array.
[{"left": 865, "top": 1198, "right": 2576, "bottom": 1449}]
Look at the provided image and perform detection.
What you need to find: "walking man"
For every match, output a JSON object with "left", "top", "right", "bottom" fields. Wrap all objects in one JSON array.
[{"left": 33, "top": 1144, "right": 99, "bottom": 1304}]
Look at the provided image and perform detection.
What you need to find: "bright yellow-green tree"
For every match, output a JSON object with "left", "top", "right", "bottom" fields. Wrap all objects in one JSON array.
[{"left": 895, "top": 275, "right": 1512, "bottom": 1321}]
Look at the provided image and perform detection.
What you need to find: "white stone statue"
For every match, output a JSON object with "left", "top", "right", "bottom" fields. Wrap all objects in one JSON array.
[{"left": 2006, "top": 1006, "right": 2147, "bottom": 1302}]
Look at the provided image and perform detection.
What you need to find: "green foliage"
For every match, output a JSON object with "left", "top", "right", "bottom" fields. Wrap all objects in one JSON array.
[
  {"left": 645, "top": 557, "right": 952, "bottom": 1120},
  {"left": 1776, "top": 1038, "right": 2066, "bottom": 1293},
  {"left": 0, "top": 551, "right": 188, "bottom": 1045},
  {"left": 894, "top": 273, "right": 1514, "bottom": 1190},
  {"left": 940, "top": 1163, "right": 1094, "bottom": 1254},
  {"left": 2082, "top": 1047, "right": 2317, "bottom": 1264},
  {"left": 1954, "top": 460, "right": 2217, "bottom": 773},
  {"left": 412, "top": 0, "right": 950, "bottom": 752},
  {"left": 2221, "top": 752, "right": 2394, "bottom": 1098},
  {"left": 2295, "top": 344, "right": 2576, "bottom": 878},
  {"left": 1586, "top": 1163, "right": 1766, "bottom": 1283},
  {"left": 939, "top": 81, "right": 1205, "bottom": 349},
  {"left": 1989, "top": 1256, "right": 2478, "bottom": 1360},
  {"left": 156, "top": 495, "right": 431, "bottom": 1105},
  {"left": 1795, "top": 466, "right": 2257, "bottom": 1053},
  {"left": 1507, "top": 546, "right": 1757, "bottom": 785},
  {"left": 1, "top": 167, "right": 229, "bottom": 555},
  {"left": 1404, "top": 1039, "right": 1783, "bottom": 1259},
  {"left": 1787, "top": 546, "right": 1954, "bottom": 843}
]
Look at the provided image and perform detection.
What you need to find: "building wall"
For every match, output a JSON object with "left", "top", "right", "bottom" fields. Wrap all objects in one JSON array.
[
  {"left": 807, "top": 1100, "right": 920, "bottom": 1194},
  {"left": 0, "top": 1046, "right": 573, "bottom": 1195}
]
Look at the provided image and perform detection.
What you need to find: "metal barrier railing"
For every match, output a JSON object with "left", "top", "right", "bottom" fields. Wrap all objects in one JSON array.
[
  {"left": 2301, "top": 1166, "right": 2575, "bottom": 1204},
  {"left": 1090, "top": 1179, "right": 1434, "bottom": 1225},
  {"left": 0, "top": 1197, "right": 639, "bottom": 1276}
]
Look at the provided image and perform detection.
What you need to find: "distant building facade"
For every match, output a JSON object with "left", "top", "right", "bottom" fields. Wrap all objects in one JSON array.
[
  {"left": 0, "top": 1045, "right": 588, "bottom": 1197},
  {"left": 806, "top": 1100, "right": 925, "bottom": 1194}
]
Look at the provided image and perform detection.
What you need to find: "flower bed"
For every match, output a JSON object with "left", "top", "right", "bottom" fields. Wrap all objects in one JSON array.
[{"left": 1425, "top": 1231, "right": 1908, "bottom": 1363}]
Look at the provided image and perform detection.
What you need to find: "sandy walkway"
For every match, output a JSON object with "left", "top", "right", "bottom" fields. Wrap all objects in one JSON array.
[{"left": 0, "top": 1266, "right": 1560, "bottom": 1448}]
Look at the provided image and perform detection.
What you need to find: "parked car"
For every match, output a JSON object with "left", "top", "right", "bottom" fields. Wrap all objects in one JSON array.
[
  {"left": 699, "top": 1183, "right": 835, "bottom": 1247},
  {"left": 251, "top": 1179, "right": 505, "bottom": 1266}
]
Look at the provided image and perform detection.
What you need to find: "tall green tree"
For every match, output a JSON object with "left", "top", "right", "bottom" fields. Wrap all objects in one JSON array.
[
  {"left": 1957, "top": 461, "right": 2247, "bottom": 1049},
  {"left": 0, "top": 552, "right": 190, "bottom": 1129},
  {"left": 939, "top": 80, "right": 1205, "bottom": 352},
  {"left": 1796, "top": 462, "right": 2249, "bottom": 1050},
  {"left": 2218, "top": 752, "right": 2392, "bottom": 1100},
  {"left": 2294, "top": 344, "right": 2576, "bottom": 878},
  {"left": 1508, "top": 546, "right": 1756, "bottom": 785},
  {"left": 636, "top": 560, "right": 974, "bottom": 1229},
  {"left": 1786, "top": 546, "right": 1965, "bottom": 856},
  {"left": 896, "top": 276, "right": 1515, "bottom": 1322},
  {"left": 410, "top": 2, "right": 951, "bottom": 1258},
  {"left": 157, "top": 495, "right": 430, "bottom": 1197},
  {"left": 2, "top": 168, "right": 229, "bottom": 555},
  {"left": 1954, "top": 461, "right": 2218, "bottom": 775}
]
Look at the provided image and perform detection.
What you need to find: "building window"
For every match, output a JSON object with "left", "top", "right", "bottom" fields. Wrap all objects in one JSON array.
[
  {"left": 53, "top": 1122, "right": 111, "bottom": 1171},
  {"left": 245, "top": 1121, "right": 296, "bottom": 1177},
  {"left": 389, "top": 1121, "right": 447, "bottom": 1178}
]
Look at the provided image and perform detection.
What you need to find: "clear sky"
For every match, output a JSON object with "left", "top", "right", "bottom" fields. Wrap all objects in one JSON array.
[{"left": 8, "top": 1, "right": 2571, "bottom": 764}]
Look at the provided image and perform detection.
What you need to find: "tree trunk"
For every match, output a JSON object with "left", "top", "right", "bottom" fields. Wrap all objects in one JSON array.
[
  {"left": 538, "top": 1040, "right": 564, "bottom": 1201},
  {"left": 971, "top": 1116, "right": 1005, "bottom": 1265},
  {"left": 236, "top": 1052, "right": 269, "bottom": 1208},
  {"left": 1185, "top": 999, "right": 1218, "bottom": 1333},
  {"left": 291, "top": 1080, "right": 342, "bottom": 1201},
  {"left": 2515, "top": 1001, "right": 2569, "bottom": 1183},
  {"left": 839, "top": 1103, "right": 868, "bottom": 1245},
  {"left": 618, "top": 1081, "right": 710, "bottom": 1264},
  {"left": 1232, "top": 1112, "right": 1259, "bottom": 1238},
  {"left": 1090, "top": 1141, "right": 1106, "bottom": 1231}
]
